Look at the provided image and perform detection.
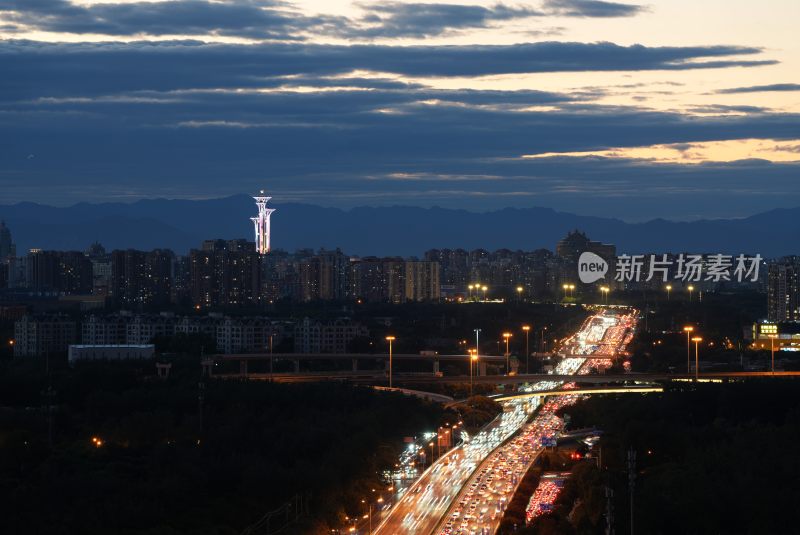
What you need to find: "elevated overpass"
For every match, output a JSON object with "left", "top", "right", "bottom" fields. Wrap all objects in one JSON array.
[
  {"left": 211, "top": 352, "right": 505, "bottom": 376},
  {"left": 490, "top": 384, "right": 663, "bottom": 401},
  {"left": 397, "top": 371, "right": 800, "bottom": 386},
  {"left": 211, "top": 368, "right": 800, "bottom": 385}
]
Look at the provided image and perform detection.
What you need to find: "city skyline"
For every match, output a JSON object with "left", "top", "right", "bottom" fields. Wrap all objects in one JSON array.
[
  {"left": 1, "top": 1, "right": 799, "bottom": 219},
  {"left": 4, "top": 3, "right": 800, "bottom": 534}
]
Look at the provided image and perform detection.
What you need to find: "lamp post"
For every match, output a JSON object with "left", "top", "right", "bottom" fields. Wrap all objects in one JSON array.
[
  {"left": 468, "top": 284, "right": 474, "bottom": 301},
  {"left": 269, "top": 332, "right": 274, "bottom": 382},
  {"left": 470, "top": 351, "right": 478, "bottom": 395},
  {"left": 562, "top": 283, "right": 569, "bottom": 300},
  {"left": 540, "top": 326, "right": 548, "bottom": 353},
  {"left": 769, "top": 334, "right": 777, "bottom": 374},
  {"left": 692, "top": 336, "right": 702, "bottom": 380},
  {"left": 516, "top": 286, "right": 524, "bottom": 303},
  {"left": 386, "top": 336, "right": 396, "bottom": 388},
  {"left": 568, "top": 284, "right": 575, "bottom": 299},
  {"left": 474, "top": 328, "right": 481, "bottom": 357},
  {"left": 688, "top": 285, "right": 695, "bottom": 302},
  {"left": 683, "top": 326, "right": 694, "bottom": 375},
  {"left": 665, "top": 284, "right": 672, "bottom": 301},
  {"left": 482, "top": 285, "right": 488, "bottom": 301},
  {"left": 362, "top": 496, "right": 384, "bottom": 535},
  {"left": 522, "top": 325, "right": 531, "bottom": 374},
  {"left": 503, "top": 332, "right": 512, "bottom": 374},
  {"left": 600, "top": 286, "right": 609, "bottom": 305}
]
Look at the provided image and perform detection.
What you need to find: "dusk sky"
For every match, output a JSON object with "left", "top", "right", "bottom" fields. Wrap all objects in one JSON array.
[{"left": 2, "top": 0, "right": 799, "bottom": 220}]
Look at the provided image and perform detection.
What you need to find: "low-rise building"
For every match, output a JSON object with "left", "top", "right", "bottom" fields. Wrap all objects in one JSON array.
[
  {"left": 293, "top": 317, "right": 369, "bottom": 353},
  {"left": 14, "top": 315, "right": 78, "bottom": 357},
  {"left": 68, "top": 344, "right": 155, "bottom": 362}
]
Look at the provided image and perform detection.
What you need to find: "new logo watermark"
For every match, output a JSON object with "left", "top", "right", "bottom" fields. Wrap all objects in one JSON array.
[
  {"left": 578, "top": 252, "right": 609, "bottom": 283},
  {"left": 577, "top": 252, "right": 763, "bottom": 283}
]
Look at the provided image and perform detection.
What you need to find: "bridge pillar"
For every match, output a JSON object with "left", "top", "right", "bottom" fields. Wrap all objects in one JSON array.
[
  {"left": 478, "top": 361, "right": 487, "bottom": 376},
  {"left": 352, "top": 358, "right": 358, "bottom": 372},
  {"left": 293, "top": 359, "right": 300, "bottom": 373},
  {"left": 239, "top": 360, "right": 248, "bottom": 377}
]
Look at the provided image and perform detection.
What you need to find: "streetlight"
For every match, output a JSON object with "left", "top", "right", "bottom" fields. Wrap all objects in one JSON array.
[
  {"left": 769, "top": 334, "right": 777, "bottom": 374},
  {"left": 516, "top": 286, "right": 524, "bottom": 302},
  {"left": 468, "top": 284, "right": 474, "bottom": 300},
  {"left": 386, "top": 336, "right": 396, "bottom": 388},
  {"left": 688, "top": 284, "right": 695, "bottom": 302},
  {"left": 692, "top": 336, "right": 702, "bottom": 380},
  {"left": 562, "top": 283, "right": 569, "bottom": 299},
  {"left": 481, "top": 285, "right": 488, "bottom": 301},
  {"left": 522, "top": 325, "right": 531, "bottom": 374},
  {"left": 470, "top": 351, "right": 478, "bottom": 395},
  {"left": 540, "top": 326, "right": 548, "bottom": 353},
  {"left": 600, "top": 286, "right": 609, "bottom": 305},
  {"left": 665, "top": 284, "right": 672, "bottom": 301},
  {"left": 474, "top": 328, "right": 481, "bottom": 357},
  {"left": 568, "top": 284, "right": 575, "bottom": 298},
  {"left": 503, "top": 332, "right": 512, "bottom": 374},
  {"left": 683, "top": 326, "right": 694, "bottom": 375},
  {"left": 362, "top": 496, "right": 384, "bottom": 535}
]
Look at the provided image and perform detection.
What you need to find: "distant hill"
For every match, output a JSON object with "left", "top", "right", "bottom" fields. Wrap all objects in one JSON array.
[{"left": 1, "top": 195, "right": 798, "bottom": 257}]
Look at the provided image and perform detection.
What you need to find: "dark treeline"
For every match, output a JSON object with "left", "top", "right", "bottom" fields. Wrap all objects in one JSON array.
[
  {"left": 0, "top": 356, "right": 448, "bottom": 534},
  {"left": 521, "top": 380, "right": 800, "bottom": 534}
]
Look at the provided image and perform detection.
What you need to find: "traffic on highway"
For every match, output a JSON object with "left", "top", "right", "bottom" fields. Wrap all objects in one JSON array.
[{"left": 374, "top": 308, "right": 638, "bottom": 535}]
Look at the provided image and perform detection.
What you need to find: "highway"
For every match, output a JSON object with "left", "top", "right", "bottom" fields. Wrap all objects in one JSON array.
[
  {"left": 373, "top": 308, "right": 637, "bottom": 535},
  {"left": 434, "top": 309, "right": 638, "bottom": 535},
  {"left": 372, "top": 397, "right": 536, "bottom": 535}
]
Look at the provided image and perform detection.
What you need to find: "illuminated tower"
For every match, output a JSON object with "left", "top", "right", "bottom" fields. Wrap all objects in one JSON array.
[{"left": 251, "top": 191, "right": 275, "bottom": 254}]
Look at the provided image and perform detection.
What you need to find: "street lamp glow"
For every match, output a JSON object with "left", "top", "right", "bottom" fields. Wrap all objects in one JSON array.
[
  {"left": 683, "top": 326, "right": 694, "bottom": 375},
  {"left": 469, "top": 351, "right": 479, "bottom": 395},
  {"left": 502, "top": 332, "right": 512, "bottom": 374},
  {"left": 600, "top": 285, "right": 609, "bottom": 304},
  {"left": 522, "top": 325, "right": 531, "bottom": 374},
  {"left": 691, "top": 336, "right": 703, "bottom": 380},
  {"left": 768, "top": 333, "right": 778, "bottom": 374},
  {"left": 688, "top": 284, "right": 695, "bottom": 301},
  {"left": 665, "top": 284, "right": 672, "bottom": 301}
]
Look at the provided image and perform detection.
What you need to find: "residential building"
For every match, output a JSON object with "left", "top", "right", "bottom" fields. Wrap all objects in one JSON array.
[{"left": 14, "top": 315, "right": 78, "bottom": 357}]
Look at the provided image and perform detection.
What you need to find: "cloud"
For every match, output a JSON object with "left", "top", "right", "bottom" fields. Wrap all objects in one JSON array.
[
  {"left": 717, "top": 83, "right": 800, "bottom": 94},
  {"left": 521, "top": 138, "right": 800, "bottom": 163},
  {"left": 2, "top": 57, "right": 800, "bottom": 221},
  {"left": 0, "top": 0, "right": 644, "bottom": 40},
  {"left": 345, "top": 2, "right": 541, "bottom": 38},
  {"left": 0, "top": 39, "right": 774, "bottom": 102},
  {"left": 0, "top": 0, "right": 346, "bottom": 40},
  {"left": 542, "top": 0, "right": 646, "bottom": 18}
]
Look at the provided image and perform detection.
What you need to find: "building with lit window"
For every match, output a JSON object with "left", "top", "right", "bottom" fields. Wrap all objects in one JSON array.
[{"left": 767, "top": 257, "right": 800, "bottom": 323}]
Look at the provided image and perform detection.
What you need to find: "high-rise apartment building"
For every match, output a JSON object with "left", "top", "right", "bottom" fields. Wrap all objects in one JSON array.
[
  {"left": 27, "top": 250, "right": 93, "bottom": 294},
  {"left": 190, "top": 239, "right": 261, "bottom": 307},
  {"left": 768, "top": 257, "right": 800, "bottom": 322},
  {"left": 0, "top": 220, "right": 15, "bottom": 262},
  {"left": 110, "top": 249, "right": 174, "bottom": 307}
]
